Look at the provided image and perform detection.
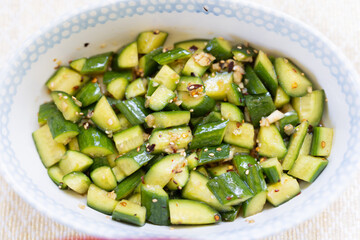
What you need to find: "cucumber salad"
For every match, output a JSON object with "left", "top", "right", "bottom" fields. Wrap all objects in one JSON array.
[{"left": 33, "top": 30, "right": 333, "bottom": 226}]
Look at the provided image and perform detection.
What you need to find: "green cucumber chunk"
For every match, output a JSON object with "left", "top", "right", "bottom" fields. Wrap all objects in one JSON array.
[
  {"left": 278, "top": 111, "right": 300, "bottom": 137},
  {"left": 282, "top": 120, "right": 309, "bottom": 170},
  {"left": 244, "top": 92, "right": 276, "bottom": 127},
  {"left": 181, "top": 53, "right": 212, "bottom": 77},
  {"left": 260, "top": 157, "right": 283, "bottom": 184},
  {"left": 63, "top": 171, "right": 91, "bottom": 194},
  {"left": 59, "top": 150, "right": 93, "bottom": 175},
  {"left": 176, "top": 76, "right": 203, "bottom": 92},
  {"left": 81, "top": 52, "right": 112, "bottom": 74},
  {"left": 91, "top": 96, "right": 122, "bottom": 132},
  {"left": 33, "top": 124, "right": 66, "bottom": 167},
  {"left": 148, "top": 126, "right": 192, "bottom": 154},
  {"left": 51, "top": 91, "right": 82, "bottom": 123},
  {"left": 112, "top": 200, "right": 146, "bottom": 226},
  {"left": 221, "top": 102, "right": 244, "bottom": 122},
  {"left": 113, "top": 41, "right": 138, "bottom": 69},
  {"left": 125, "top": 78, "right": 148, "bottom": 99},
  {"left": 207, "top": 163, "right": 233, "bottom": 177},
  {"left": 275, "top": 57, "right": 313, "bottom": 97},
  {"left": 141, "top": 184, "right": 170, "bottom": 225},
  {"left": 204, "top": 37, "right": 233, "bottom": 60},
  {"left": 254, "top": 51, "right": 278, "bottom": 96},
  {"left": 288, "top": 155, "right": 328, "bottom": 183},
  {"left": 292, "top": 90, "right": 325, "bottom": 126},
  {"left": 87, "top": 184, "right": 118, "bottom": 215},
  {"left": 145, "top": 111, "right": 191, "bottom": 129},
  {"left": 153, "top": 48, "right": 191, "bottom": 65},
  {"left": 223, "top": 122, "right": 255, "bottom": 149},
  {"left": 310, "top": 127, "right": 333, "bottom": 157},
  {"left": 178, "top": 91, "right": 215, "bottom": 117},
  {"left": 198, "top": 143, "right": 230, "bottom": 165},
  {"left": 148, "top": 84, "right": 175, "bottom": 111},
  {"left": 244, "top": 65, "right": 268, "bottom": 95},
  {"left": 138, "top": 47, "right": 163, "bottom": 77},
  {"left": 204, "top": 72, "right": 233, "bottom": 101},
  {"left": 103, "top": 71, "right": 129, "bottom": 100},
  {"left": 167, "top": 164, "right": 189, "bottom": 190},
  {"left": 70, "top": 58, "right": 86, "bottom": 72},
  {"left": 190, "top": 121, "right": 228, "bottom": 149},
  {"left": 266, "top": 174, "right": 300, "bottom": 207},
  {"left": 174, "top": 39, "right": 209, "bottom": 53},
  {"left": 169, "top": 199, "right": 221, "bottom": 225},
  {"left": 274, "top": 86, "right": 290, "bottom": 108},
  {"left": 47, "top": 164, "right": 67, "bottom": 189},
  {"left": 114, "top": 170, "right": 143, "bottom": 200},
  {"left": 153, "top": 65, "right": 180, "bottom": 91},
  {"left": 115, "top": 97, "right": 149, "bottom": 125},
  {"left": 242, "top": 191, "right": 267, "bottom": 217},
  {"left": 38, "top": 102, "right": 58, "bottom": 126},
  {"left": 78, "top": 126, "right": 116, "bottom": 157},
  {"left": 46, "top": 67, "right": 88, "bottom": 95},
  {"left": 47, "top": 113, "right": 79, "bottom": 145},
  {"left": 113, "top": 125, "right": 144, "bottom": 155},
  {"left": 137, "top": 30, "right": 168, "bottom": 54},
  {"left": 75, "top": 82, "right": 102, "bottom": 107},
  {"left": 91, "top": 165, "right": 117, "bottom": 191},
  {"left": 232, "top": 44, "right": 256, "bottom": 62},
  {"left": 257, "top": 124, "right": 287, "bottom": 159}
]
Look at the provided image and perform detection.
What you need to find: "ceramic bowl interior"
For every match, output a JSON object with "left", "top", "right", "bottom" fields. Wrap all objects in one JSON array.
[{"left": 1, "top": 0, "right": 359, "bottom": 239}]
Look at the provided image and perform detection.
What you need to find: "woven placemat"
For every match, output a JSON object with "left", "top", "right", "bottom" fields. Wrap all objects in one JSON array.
[{"left": 0, "top": 0, "right": 359, "bottom": 239}]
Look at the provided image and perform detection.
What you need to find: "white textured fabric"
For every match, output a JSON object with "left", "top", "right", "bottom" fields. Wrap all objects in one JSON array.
[{"left": 0, "top": 0, "right": 359, "bottom": 239}]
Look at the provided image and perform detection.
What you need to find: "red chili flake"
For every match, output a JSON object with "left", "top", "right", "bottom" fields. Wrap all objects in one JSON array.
[
  {"left": 244, "top": 92, "right": 249, "bottom": 95},
  {"left": 236, "top": 122, "right": 242, "bottom": 128},
  {"left": 308, "top": 125, "right": 314, "bottom": 133},
  {"left": 73, "top": 86, "right": 79, "bottom": 91},
  {"left": 247, "top": 163, "right": 253, "bottom": 167},
  {"left": 141, "top": 176, "right": 145, "bottom": 184},
  {"left": 226, "top": 196, "right": 232, "bottom": 200},
  {"left": 189, "top": 45, "right": 198, "bottom": 52},
  {"left": 226, "top": 169, "right": 235, "bottom": 172},
  {"left": 296, "top": 191, "right": 302, "bottom": 196},
  {"left": 227, "top": 61, "right": 234, "bottom": 73},
  {"left": 292, "top": 68, "right": 297, "bottom": 73},
  {"left": 321, "top": 141, "right": 326, "bottom": 148},
  {"left": 120, "top": 202, "right": 127, "bottom": 206},
  {"left": 274, "top": 189, "right": 279, "bottom": 192},
  {"left": 84, "top": 42, "right": 89, "bottom": 47},
  {"left": 214, "top": 215, "right": 220, "bottom": 221},
  {"left": 80, "top": 76, "right": 84, "bottom": 82}
]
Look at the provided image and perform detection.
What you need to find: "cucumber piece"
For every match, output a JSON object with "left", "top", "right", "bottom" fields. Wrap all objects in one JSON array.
[
  {"left": 207, "top": 163, "right": 233, "bottom": 177},
  {"left": 70, "top": 58, "right": 86, "bottom": 72},
  {"left": 87, "top": 184, "right": 118, "bottom": 215},
  {"left": 51, "top": 91, "right": 82, "bottom": 123},
  {"left": 244, "top": 65, "right": 268, "bottom": 95},
  {"left": 204, "top": 72, "right": 233, "bottom": 101},
  {"left": 176, "top": 76, "right": 203, "bottom": 92},
  {"left": 167, "top": 164, "right": 189, "bottom": 190},
  {"left": 207, "top": 171, "right": 254, "bottom": 206},
  {"left": 116, "top": 113, "right": 132, "bottom": 131},
  {"left": 275, "top": 58, "right": 313, "bottom": 97},
  {"left": 125, "top": 78, "right": 148, "bottom": 99},
  {"left": 227, "top": 82, "right": 245, "bottom": 106},
  {"left": 221, "top": 205, "right": 241, "bottom": 222},
  {"left": 257, "top": 125, "right": 287, "bottom": 159},
  {"left": 242, "top": 191, "right": 267, "bottom": 217},
  {"left": 197, "top": 111, "right": 222, "bottom": 126},
  {"left": 148, "top": 126, "right": 192, "bottom": 154},
  {"left": 127, "top": 192, "right": 141, "bottom": 205},
  {"left": 137, "top": 30, "right": 168, "bottom": 54},
  {"left": 114, "top": 170, "right": 143, "bottom": 200},
  {"left": 204, "top": 37, "right": 233, "bottom": 60},
  {"left": 47, "top": 113, "right": 79, "bottom": 145},
  {"left": 112, "top": 166, "right": 127, "bottom": 183},
  {"left": 169, "top": 199, "right": 221, "bottom": 225},
  {"left": 181, "top": 53, "right": 212, "bottom": 77},
  {"left": 298, "top": 133, "right": 313, "bottom": 156},
  {"left": 274, "top": 86, "right": 290, "bottom": 108},
  {"left": 78, "top": 126, "right": 116, "bottom": 157},
  {"left": 138, "top": 47, "right": 163, "bottom": 77},
  {"left": 148, "top": 84, "right": 175, "bottom": 111},
  {"left": 266, "top": 174, "right": 301, "bottom": 207},
  {"left": 113, "top": 41, "right": 138, "bottom": 69},
  {"left": 153, "top": 48, "right": 191, "bottom": 65},
  {"left": 186, "top": 152, "right": 199, "bottom": 170},
  {"left": 141, "top": 184, "right": 170, "bottom": 225},
  {"left": 112, "top": 200, "right": 146, "bottom": 226},
  {"left": 254, "top": 51, "right": 278, "bottom": 96},
  {"left": 46, "top": 67, "right": 89, "bottom": 95},
  {"left": 91, "top": 96, "right": 122, "bottom": 132},
  {"left": 103, "top": 71, "right": 129, "bottom": 100},
  {"left": 223, "top": 122, "right": 255, "bottom": 149},
  {"left": 63, "top": 171, "right": 91, "bottom": 194},
  {"left": 113, "top": 125, "right": 144, "bottom": 155},
  {"left": 115, "top": 97, "right": 149, "bottom": 125},
  {"left": 47, "top": 164, "right": 67, "bottom": 189},
  {"left": 91, "top": 165, "right": 117, "bottom": 191},
  {"left": 115, "top": 145, "right": 154, "bottom": 176},
  {"left": 230, "top": 145, "right": 251, "bottom": 155},
  {"left": 292, "top": 90, "right": 325, "bottom": 126},
  {"left": 198, "top": 143, "right": 230, "bottom": 165},
  {"left": 282, "top": 120, "right": 309, "bottom": 170},
  {"left": 153, "top": 65, "right": 180, "bottom": 91},
  {"left": 311, "top": 127, "right": 334, "bottom": 157},
  {"left": 260, "top": 157, "right": 282, "bottom": 184},
  {"left": 75, "top": 82, "right": 102, "bottom": 107},
  {"left": 288, "top": 155, "right": 328, "bottom": 183},
  {"left": 196, "top": 166, "right": 209, "bottom": 178},
  {"left": 144, "top": 154, "right": 185, "bottom": 187},
  {"left": 278, "top": 111, "right": 300, "bottom": 137},
  {"left": 221, "top": 102, "right": 244, "bottom": 122},
  {"left": 168, "top": 58, "right": 187, "bottom": 74},
  {"left": 146, "top": 79, "right": 158, "bottom": 96},
  {"left": 190, "top": 121, "right": 228, "bottom": 149},
  {"left": 145, "top": 111, "right": 190, "bottom": 129},
  {"left": 178, "top": 91, "right": 215, "bottom": 117},
  {"left": 182, "top": 171, "right": 232, "bottom": 212},
  {"left": 244, "top": 92, "right": 276, "bottom": 127},
  {"left": 232, "top": 44, "right": 256, "bottom": 62},
  {"left": 174, "top": 39, "right": 209, "bottom": 53},
  {"left": 32, "top": 124, "right": 66, "bottom": 167},
  {"left": 233, "top": 155, "right": 267, "bottom": 194},
  {"left": 81, "top": 52, "right": 112, "bottom": 74},
  {"left": 38, "top": 102, "right": 58, "bottom": 126},
  {"left": 59, "top": 150, "right": 93, "bottom": 175}
]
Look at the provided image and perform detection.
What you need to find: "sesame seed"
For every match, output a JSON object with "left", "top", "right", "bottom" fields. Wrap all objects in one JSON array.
[
  {"left": 152, "top": 199, "right": 158, "bottom": 203},
  {"left": 216, "top": 147, "right": 222, "bottom": 151},
  {"left": 107, "top": 118, "right": 113, "bottom": 125},
  {"left": 209, "top": 153, "right": 215, "bottom": 157},
  {"left": 189, "top": 109, "right": 194, "bottom": 112},
  {"left": 245, "top": 169, "right": 250, "bottom": 175},
  {"left": 204, "top": 148, "right": 208, "bottom": 152}
]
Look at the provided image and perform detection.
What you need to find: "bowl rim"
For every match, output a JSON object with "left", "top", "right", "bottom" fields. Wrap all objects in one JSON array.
[{"left": 0, "top": 0, "right": 359, "bottom": 239}]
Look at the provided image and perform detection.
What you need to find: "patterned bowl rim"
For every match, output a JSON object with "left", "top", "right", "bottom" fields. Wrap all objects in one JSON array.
[{"left": 0, "top": 0, "right": 359, "bottom": 239}]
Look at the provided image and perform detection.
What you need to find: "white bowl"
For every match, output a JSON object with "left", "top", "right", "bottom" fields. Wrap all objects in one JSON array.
[{"left": 1, "top": 0, "right": 359, "bottom": 239}]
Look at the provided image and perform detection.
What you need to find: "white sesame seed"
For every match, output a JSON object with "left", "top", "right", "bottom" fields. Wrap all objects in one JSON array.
[
  {"left": 209, "top": 153, "right": 215, "bottom": 157},
  {"left": 245, "top": 169, "right": 250, "bottom": 175},
  {"left": 152, "top": 199, "right": 158, "bottom": 203}
]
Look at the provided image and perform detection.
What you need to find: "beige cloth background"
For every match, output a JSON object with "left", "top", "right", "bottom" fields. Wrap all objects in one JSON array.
[{"left": 0, "top": 0, "right": 359, "bottom": 239}]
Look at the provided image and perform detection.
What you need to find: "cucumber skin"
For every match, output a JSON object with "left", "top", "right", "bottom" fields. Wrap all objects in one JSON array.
[
  {"left": 244, "top": 92, "right": 276, "bottom": 127},
  {"left": 244, "top": 65, "right": 268, "bottom": 95},
  {"left": 78, "top": 126, "right": 116, "bottom": 157},
  {"left": 38, "top": 102, "right": 58, "bottom": 125},
  {"left": 75, "top": 82, "right": 102, "bottom": 107},
  {"left": 310, "top": 127, "right": 333, "bottom": 157},
  {"left": 115, "top": 97, "right": 150, "bottom": 125},
  {"left": 190, "top": 121, "right": 228, "bottom": 149},
  {"left": 141, "top": 185, "right": 170, "bottom": 226},
  {"left": 47, "top": 112, "right": 79, "bottom": 144},
  {"left": 114, "top": 170, "right": 143, "bottom": 200},
  {"left": 198, "top": 143, "right": 230, "bottom": 165}
]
